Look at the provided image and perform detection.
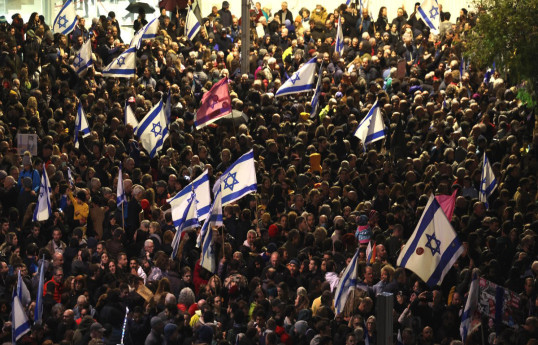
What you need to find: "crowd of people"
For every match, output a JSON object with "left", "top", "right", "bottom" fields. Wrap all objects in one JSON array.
[{"left": 0, "top": 1, "right": 537, "bottom": 344}]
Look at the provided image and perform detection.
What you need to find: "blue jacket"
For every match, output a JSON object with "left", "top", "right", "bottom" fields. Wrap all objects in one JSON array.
[{"left": 18, "top": 168, "right": 40, "bottom": 193}]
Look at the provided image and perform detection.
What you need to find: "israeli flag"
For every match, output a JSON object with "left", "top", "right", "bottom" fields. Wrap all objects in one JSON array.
[
  {"left": 171, "top": 194, "right": 200, "bottom": 259},
  {"left": 310, "top": 65, "right": 323, "bottom": 118},
  {"left": 335, "top": 17, "right": 344, "bottom": 56},
  {"left": 125, "top": 101, "right": 138, "bottom": 131},
  {"left": 213, "top": 150, "right": 257, "bottom": 206},
  {"left": 334, "top": 248, "right": 359, "bottom": 315},
  {"left": 483, "top": 62, "right": 495, "bottom": 84},
  {"left": 74, "top": 103, "right": 91, "bottom": 149},
  {"left": 117, "top": 163, "right": 125, "bottom": 208},
  {"left": 167, "top": 169, "right": 211, "bottom": 221},
  {"left": 34, "top": 257, "right": 45, "bottom": 323},
  {"left": 72, "top": 39, "right": 93, "bottom": 76},
  {"left": 186, "top": 7, "right": 201, "bottom": 41},
  {"left": 12, "top": 293, "right": 30, "bottom": 343},
  {"left": 460, "top": 269, "right": 480, "bottom": 342},
  {"left": 479, "top": 153, "right": 497, "bottom": 209},
  {"left": 397, "top": 194, "right": 463, "bottom": 287},
  {"left": 417, "top": 0, "right": 440, "bottom": 34},
  {"left": 102, "top": 47, "right": 136, "bottom": 79},
  {"left": 32, "top": 168, "right": 52, "bottom": 222},
  {"left": 354, "top": 100, "right": 387, "bottom": 151},
  {"left": 52, "top": 0, "right": 78, "bottom": 35},
  {"left": 130, "top": 18, "right": 159, "bottom": 49},
  {"left": 15, "top": 270, "right": 31, "bottom": 307},
  {"left": 275, "top": 57, "right": 317, "bottom": 97},
  {"left": 68, "top": 167, "right": 75, "bottom": 187},
  {"left": 199, "top": 189, "right": 223, "bottom": 273},
  {"left": 135, "top": 99, "right": 169, "bottom": 159}
]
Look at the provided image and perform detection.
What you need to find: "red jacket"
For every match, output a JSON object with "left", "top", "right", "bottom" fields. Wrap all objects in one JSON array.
[{"left": 43, "top": 277, "right": 63, "bottom": 303}]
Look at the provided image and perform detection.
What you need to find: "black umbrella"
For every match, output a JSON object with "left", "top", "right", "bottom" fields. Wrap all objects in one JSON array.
[{"left": 126, "top": 2, "right": 156, "bottom": 14}]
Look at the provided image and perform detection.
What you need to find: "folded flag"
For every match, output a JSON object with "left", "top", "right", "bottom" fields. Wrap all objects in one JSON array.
[
  {"left": 102, "top": 47, "right": 136, "bottom": 79},
  {"left": 74, "top": 103, "right": 91, "bottom": 149},
  {"left": 199, "top": 188, "right": 223, "bottom": 273},
  {"left": 52, "top": 0, "right": 78, "bottom": 35},
  {"left": 275, "top": 57, "right": 317, "bottom": 97},
  {"left": 335, "top": 17, "right": 344, "bottom": 56},
  {"left": 33, "top": 166, "right": 52, "bottom": 222},
  {"left": 397, "top": 194, "right": 463, "bottom": 287},
  {"left": 171, "top": 193, "right": 200, "bottom": 259},
  {"left": 186, "top": 7, "right": 201, "bottom": 41},
  {"left": 435, "top": 189, "right": 458, "bottom": 221},
  {"left": 213, "top": 150, "right": 257, "bottom": 206},
  {"left": 479, "top": 153, "right": 497, "bottom": 209},
  {"left": 117, "top": 163, "right": 125, "bottom": 208},
  {"left": 195, "top": 77, "right": 232, "bottom": 129},
  {"left": 72, "top": 39, "right": 93, "bottom": 76},
  {"left": 310, "top": 65, "right": 323, "bottom": 118},
  {"left": 125, "top": 101, "right": 139, "bottom": 131},
  {"left": 34, "top": 257, "right": 45, "bottom": 323},
  {"left": 12, "top": 293, "right": 30, "bottom": 343},
  {"left": 417, "top": 0, "right": 440, "bottom": 34},
  {"left": 354, "top": 100, "right": 387, "bottom": 151},
  {"left": 135, "top": 99, "right": 169, "bottom": 159},
  {"left": 130, "top": 17, "right": 159, "bottom": 49},
  {"left": 334, "top": 248, "right": 359, "bottom": 315}
]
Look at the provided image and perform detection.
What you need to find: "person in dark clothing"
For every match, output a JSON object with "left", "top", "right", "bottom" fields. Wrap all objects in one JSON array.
[{"left": 218, "top": 1, "right": 233, "bottom": 28}]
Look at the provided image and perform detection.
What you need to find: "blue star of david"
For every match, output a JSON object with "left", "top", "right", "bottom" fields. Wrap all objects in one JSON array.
[
  {"left": 151, "top": 122, "right": 162, "bottom": 138},
  {"left": 209, "top": 95, "right": 219, "bottom": 109},
  {"left": 290, "top": 72, "right": 300, "bottom": 85},
  {"left": 117, "top": 56, "right": 125, "bottom": 67},
  {"left": 73, "top": 53, "right": 83, "bottom": 68},
  {"left": 223, "top": 172, "right": 239, "bottom": 191},
  {"left": 429, "top": 6, "right": 439, "bottom": 20},
  {"left": 58, "top": 15, "right": 68, "bottom": 28},
  {"left": 425, "top": 233, "right": 441, "bottom": 256}
]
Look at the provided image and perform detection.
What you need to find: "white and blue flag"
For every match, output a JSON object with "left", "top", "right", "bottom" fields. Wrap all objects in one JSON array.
[
  {"left": 397, "top": 194, "right": 463, "bottom": 287},
  {"left": 12, "top": 292, "right": 30, "bottom": 343},
  {"left": 186, "top": 7, "right": 201, "bottom": 41},
  {"left": 68, "top": 167, "right": 75, "bottom": 187},
  {"left": 334, "top": 248, "right": 359, "bottom": 315},
  {"left": 130, "top": 18, "right": 159, "bottom": 49},
  {"left": 460, "top": 269, "right": 480, "bottom": 342},
  {"left": 135, "top": 99, "right": 169, "bottom": 159},
  {"left": 167, "top": 169, "right": 211, "bottom": 221},
  {"left": 52, "top": 0, "right": 78, "bottom": 35},
  {"left": 354, "top": 100, "right": 387, "bottom": 151},
  {"left": 103, "top": 47, "right": 136, "bottom": 79},
  {"left": 74, "top": 103, "right": 91, "bottom": 149},
  {"left": 417, "top": 0, "right": 440, "bottom": 34},
  {"left": 117, "top": 163, "right": 125, "bottom": 208},
  {"left": 15, "top": 270, "right": 31, "bottom": 307},
  {"left": 72, "top": 39, "right": 93, "bottom": 76},
  {"left": 199, "top": 189, "right": 223, "bottom": 273},
  {"left": 479, "top": 153, "right": 497, "bottom": 209},
  {"left": 275, "top": 57, "right": 317, "bottom": 97},
  {"left": 213, "top": 150, "right": 257, "bottom": 206},
  {"left": 125, "top": 101, "right": 138, "bottom": 131},
  {"left": 335, "top": 17, "right": 344, "bottom": 56},
  {"left": 310, "top": 65, "right": 323, "bottom": 118},
  {"left": 171, "top": 193, "right": 200, "bottom": 259},
  {"left": 33, "top": 168, "right": 52, "bottom": 222},
  {"left": 34, "top": 257, "right": 45, "bottom": 323},
  {"left": 483, "top": 62, "right": 496, "bottom": 84}
]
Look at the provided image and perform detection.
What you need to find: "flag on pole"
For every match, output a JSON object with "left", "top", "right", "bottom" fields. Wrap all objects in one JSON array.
[
  {"left": 417, "top": 0, "right": 440, "bottom": 34},
  {"left": 32, "top": 168, "right": 52, "bottom": 222},
  {"left": 459, "top": 57, "right": 467, "bottom": 79},
  {"left": 460, "top": 269, "right": 480, "bottom": 342},
  {"left": 213, "top": 150, "right": 257, "bottom": 206},
  {"left": 34, "top": 256, "right": 45, "bottom": 323},
  {"left": 479, "top": 153, "right": 497, "bottom": 209},
  {"left": 354, "top": 100, "right": 387, "bottom": 151},
  {"left": 15, "top": 270, "right": 31, "bottom": 307},
  {"left": 135, "top": 99, "right": 169, "bottom": 158},
  {"left": 74, "top": 103, "right": 91, "bottom": 149},
  {"left": 195, "top": 78, "right": 232, "bottom": 129},
  {"left": 52, "top": 0, "right": 78, "bottom": 35},
  {"left": 67, "top": 167, "right": 75, "bottom": 187},
  {"left": 435, "top": 189, "right": 458, "bottom": 221},
  {"left": 335, "top": 17, "right": 344, "bottom": 56},
  {"left": 12, "top": 293, "right": 31, "bottom": 343},
  {"left": 275, "top": 57, "right": 317, "bottom": 97},
  {"left": 310, "top": 65, "right": 323, "bottom": 118},
  {"left": 366, "top": 241, "right": 376, "bottom": 265},
  {"left": 199, "top": 189, "right": 223, "bottom": 273},
  {"left": 334, "top": 248, "right": 359, "bottom": 315},
  {"left": 72, "top": 39, "right": 93, "bottom": 76},
  {"left": 397, "top": 194, "right": 463, "bottom": 287},
  {"left": 117, "top": 163, "right": 125, "bottom": 208},
  {"left": 186, "top": 7, "right": 201, "bottom": 41},
  {"left": 167, "top": 169, "right": 211, "bottom": 221},
  {"left": 130, "top": 18, "right": 159, "bottom": 49},
  {"left": 125, "top": 101, "right": 138, "bottom": 131},
  {"left": 171, "top": 193, "right": 200, "bottom": 259},
  {"left": 102, "top": 47, "right": 136, "bottom": 78}
]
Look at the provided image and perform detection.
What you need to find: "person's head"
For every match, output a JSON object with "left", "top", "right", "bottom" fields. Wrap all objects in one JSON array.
[{"left": 53, "top": 267, "right": 64, "bottom": 282}]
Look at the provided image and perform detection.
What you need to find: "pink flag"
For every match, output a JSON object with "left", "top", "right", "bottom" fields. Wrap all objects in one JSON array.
[
  {"left": 435, "top": 189, "right": 458, "bottom": 221},
  {"left": 195, "top": 78, "right": 232, "bottom": 129}
]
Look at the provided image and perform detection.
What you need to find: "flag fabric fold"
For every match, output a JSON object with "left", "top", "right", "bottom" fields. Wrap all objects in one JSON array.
[
  {"left": 334, "top": 248, "right": 359, "bottom": 315},
  {"left": 52, "top": 0, "right": 78, "bottom": 35},
  {"left": 74, "top": 103, "right": 91, "bottom": 149},
  {"left": 186, "top": 7, "right": 201, "bottom": 41},
  {"left": 16, "top": 270, "right": 31, "bottom": 307},
  {"left": 479, "top": 153, "right": 497, "bottom": 209},
  {"left": 354, "top": 100, "right": 387, "bottom": 151},
  {"left": 435, "top": 189, "right": 458, "bottom": 221},
  {"left": 68, "top": 167, "right": 75, "bottom": 187},
  {"left": 171, "top": 194, "right": 200, "bottom": 258},
  {"left": 135, "top": 99, "right": 169, "bottom": 158},
  {"left": 195, "top": 78, "right": 232, "bottom": 129},
  {"left": 102, "top": 47, "right": 136, "bottom": 78},
  {"left": 417, "top": 0, "right": 440, "bottom": 34},
  {"left": 72, "top": 39, "right": 93, "bottom": 76},
  {"left": 117, "top": 163, "right": 125, "bottom": 208},
  {"left": 310, "top": 65, "right": 323, "bottom": 118},
  {"left": 366, "top": 241, "right": 376, "bottom": 265},
  {"left": 130, "top": 18, "right": 159, "bottom": 48},
  {"left": 275, "top": 57, "right": 317, "bottom": 97},
  {"left": 34, "top": 257, "right": 45, "bottom": 323},
  {"left": 335, "top": 17, "right": 344, "bottom": 56},
  {"left": 32, "top": 168, "right": 52, "bottom": 222},
  {"left": 397, "top": 194, "right": 463, "bottom": 287},
  {"left": 213, "top": 150, "right": 257, "bottom": 206},
  {"left": 167, "top": 169, "right": 211, "bottom": 221},
  {"left": 460, "top": 269, "right": 480, "bottom": 342},
  {"left": 12, "top": 293, "right": 31, "bottom": 343},
  {"left": 199, "top": 189, "right": 223, "bottom": 273},
  {"left": 125, "top": 101, "right": 139, "bottom": 131}
]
